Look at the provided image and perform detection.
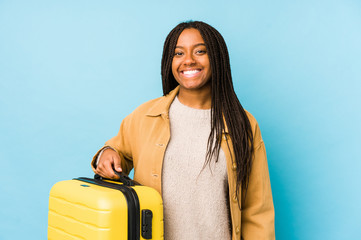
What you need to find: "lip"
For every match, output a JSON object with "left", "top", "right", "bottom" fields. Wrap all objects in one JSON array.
[{"left": 180, "top": 69, "right": 202, "bottom": 78}]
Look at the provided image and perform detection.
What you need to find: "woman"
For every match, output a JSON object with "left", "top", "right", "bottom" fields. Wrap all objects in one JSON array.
[{"left": 92, "top": 21, "right": 275, "bottom": 240}]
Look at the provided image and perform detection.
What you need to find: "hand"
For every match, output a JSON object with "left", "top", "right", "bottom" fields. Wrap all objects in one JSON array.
[{"left": 95, "top": 148, "right": 122, "bottom": 179}]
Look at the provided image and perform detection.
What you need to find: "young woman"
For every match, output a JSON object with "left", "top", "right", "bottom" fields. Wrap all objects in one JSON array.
[{"left": 92, "top": 21, "right": 275, "bottom": 240}]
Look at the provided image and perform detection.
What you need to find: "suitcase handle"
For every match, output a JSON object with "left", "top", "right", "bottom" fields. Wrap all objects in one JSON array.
[{"left": 94, "top": 170, "right": 138, "bottom": 186}]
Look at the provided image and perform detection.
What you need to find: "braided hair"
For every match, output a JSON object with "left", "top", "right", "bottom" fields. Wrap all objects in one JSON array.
[{"left": 161, "top": 21, "right": 254, "bottom": 203}]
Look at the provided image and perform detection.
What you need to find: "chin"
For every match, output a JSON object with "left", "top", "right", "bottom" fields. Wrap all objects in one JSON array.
[{"left": 181, "top": 83, "right": 210, "bottom": 91}]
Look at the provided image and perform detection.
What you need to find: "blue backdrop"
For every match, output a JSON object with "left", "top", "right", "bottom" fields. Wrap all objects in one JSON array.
[{"left": 1, "top": 0, "right": 360, "bottom": 239}]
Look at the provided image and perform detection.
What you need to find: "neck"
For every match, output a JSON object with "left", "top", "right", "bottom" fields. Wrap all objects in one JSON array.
[{"left": 177, "top": 86, "right": 211, "bottom": 109}]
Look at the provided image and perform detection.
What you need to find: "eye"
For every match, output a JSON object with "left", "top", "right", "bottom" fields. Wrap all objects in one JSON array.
[
  {"left": 196, "top": 49, "right": 207, "bottom": 55},
  {"left": 174, "top": 51, "right": 183, "bottom": 56}
]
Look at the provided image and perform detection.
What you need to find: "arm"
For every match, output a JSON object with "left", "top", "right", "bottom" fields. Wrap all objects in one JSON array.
[
  {"left": 241, "top": 124, "right": 275, "bottom": 239},
  {"left": 91, "top": 114, "right": 134, "bottom": 178}
]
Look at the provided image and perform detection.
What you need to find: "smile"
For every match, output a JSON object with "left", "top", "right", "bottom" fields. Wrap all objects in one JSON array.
[{"left": 181, "top": 69, "right": 201, "bottom": 78}]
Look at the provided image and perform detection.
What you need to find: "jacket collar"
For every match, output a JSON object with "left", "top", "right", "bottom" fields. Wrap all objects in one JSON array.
[
  {"left": 146, "top": 86, "right": 180, "bottom": 117},
  {"left": 145, "top": 85, "right": 229, "bottom": 134}
]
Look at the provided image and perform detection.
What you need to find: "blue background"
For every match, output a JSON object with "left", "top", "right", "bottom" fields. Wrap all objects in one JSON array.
[{"left": 1, "top": 0, "right": 360, "bottom": 239}]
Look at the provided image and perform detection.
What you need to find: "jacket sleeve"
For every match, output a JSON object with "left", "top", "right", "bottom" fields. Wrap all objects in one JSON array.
[
  {"left": 91, "top": 113, "right": 134, "bottom": 175},
  {"left": 241, "top": 123, "right": 275, "bottom": 239}
]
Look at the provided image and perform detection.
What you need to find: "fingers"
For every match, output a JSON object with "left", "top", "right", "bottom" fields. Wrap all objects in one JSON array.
[
  {"left": 95, "top": 149, "right": 122, "bottom": 180},
  {"left": 98, "top": 160, "right": 118, "bottom": 179},
  {"left": 113, "top": 155, "right": 122, "bottom": 173}
]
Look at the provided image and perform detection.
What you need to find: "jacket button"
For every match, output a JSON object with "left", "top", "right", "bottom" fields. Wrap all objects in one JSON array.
[
  {"left": 232, "top": 193, "right": 238, "bottom": 203},
  {"left": 232, "top": 163, "right": 237, "bottom": 170},
  {"left": 235, "top": 226, "right": 240, "bottom": 234}
]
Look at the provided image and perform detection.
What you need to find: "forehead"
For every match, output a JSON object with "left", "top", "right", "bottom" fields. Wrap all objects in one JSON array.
[{"left": 176, "top": 28, "right": 205, "bottom": 46}]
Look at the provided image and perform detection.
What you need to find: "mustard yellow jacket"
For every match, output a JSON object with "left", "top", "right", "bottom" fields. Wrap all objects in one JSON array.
[{"left": 92, "top": 86, "right": 275, "bottom": 240}]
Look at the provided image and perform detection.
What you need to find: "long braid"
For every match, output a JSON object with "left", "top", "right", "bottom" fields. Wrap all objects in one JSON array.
[
  {"left": 161, "top": 21, "right": 254, "bottom": 205},
  {"left": 161, "top": 27, "right": 183, "bottom": 94}
]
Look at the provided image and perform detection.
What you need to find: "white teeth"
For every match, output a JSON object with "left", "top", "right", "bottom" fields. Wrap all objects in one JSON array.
[{"left": 183, "top": 70, "right": 200, "bottom": 75}]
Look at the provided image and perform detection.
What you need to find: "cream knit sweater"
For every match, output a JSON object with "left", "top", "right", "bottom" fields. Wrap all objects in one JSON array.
[{"left": 162, "top": 96, "right": 231, "bottom": 240}]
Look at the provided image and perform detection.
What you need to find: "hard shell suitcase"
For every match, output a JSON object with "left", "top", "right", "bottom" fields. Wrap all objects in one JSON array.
[{"left": 48, "top": 173, "right": 163, "bottom": 240}]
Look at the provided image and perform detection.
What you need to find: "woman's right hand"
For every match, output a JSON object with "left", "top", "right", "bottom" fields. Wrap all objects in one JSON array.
[{"left": 95, "top": 148, "right": 122, "bottom": 179}]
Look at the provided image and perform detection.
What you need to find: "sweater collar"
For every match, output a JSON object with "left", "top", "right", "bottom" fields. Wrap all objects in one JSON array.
[{"left": 145, "top": 85, "right": 229, "bottom": 134}]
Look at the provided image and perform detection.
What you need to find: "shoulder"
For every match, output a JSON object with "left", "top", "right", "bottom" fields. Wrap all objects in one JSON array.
[
  {"left": 130, "top": 87, "right": 179, "bottom": 117},
  {"left": 244, "top": 110, "right": 257, "bottom": 128},
  {"left": 244, "top": 110, "right": 264, "bottom": 148},
  {"left": 132, "top": 96, "right": 166, "bottom": 115},
  {"left": 122, "top": 97, "right": 163, "bottom": 123},
  {"left": 120, "top": 95, "right": 168, "bottom": 131}
]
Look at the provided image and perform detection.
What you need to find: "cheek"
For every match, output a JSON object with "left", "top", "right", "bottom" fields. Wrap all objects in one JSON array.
[
  {"left": 171, "top": 61, "right": 179, "bottom": 79},
  {"left": 203, "top": 60, "right": 212, "bottom": 79},
  {"left": 206, "top": 70, "right": 212, "bottom": 79}
]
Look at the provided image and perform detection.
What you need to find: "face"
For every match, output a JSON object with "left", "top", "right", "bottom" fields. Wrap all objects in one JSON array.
[{"left": 171, "top": 28, "right": 212, "bottom": 92}]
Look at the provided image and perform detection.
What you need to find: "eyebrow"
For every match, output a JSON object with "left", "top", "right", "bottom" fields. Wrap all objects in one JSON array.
[{"left": 175, "top": 43, "right": 206, "bottom": 49}]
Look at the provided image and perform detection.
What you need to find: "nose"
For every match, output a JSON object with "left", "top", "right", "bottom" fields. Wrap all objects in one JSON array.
[{"left": 183, "top": 53, "right": 196, "bottom": 65}]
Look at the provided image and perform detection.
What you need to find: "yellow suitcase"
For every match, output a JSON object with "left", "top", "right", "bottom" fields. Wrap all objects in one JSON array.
[{"left": 48, "top": 173, "right": 163, "bottom": 240}]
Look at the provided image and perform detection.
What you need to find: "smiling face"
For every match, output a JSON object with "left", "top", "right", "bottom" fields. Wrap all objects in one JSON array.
[{"left": 171, "top": 28, "right": 212, "bottom": 93}]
